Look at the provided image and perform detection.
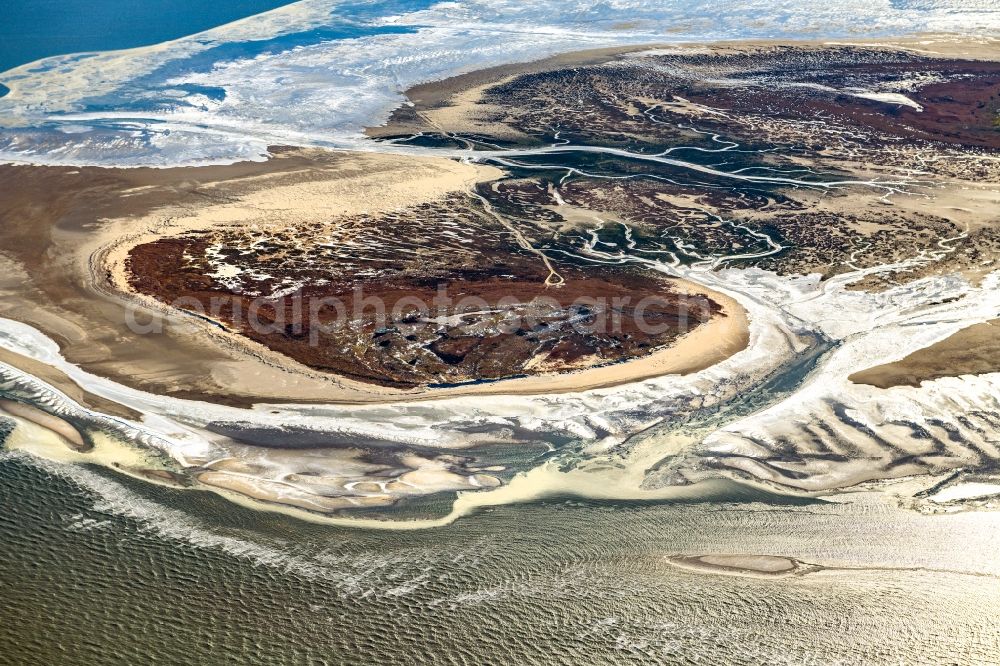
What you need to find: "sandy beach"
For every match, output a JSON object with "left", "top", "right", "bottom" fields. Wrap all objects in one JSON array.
[
  {"left": 369, "top": 35, "right": 1000, "bottom": 140},
  {"left": 0, "top": 144, "right": 749, "bottom": 409},
  {"left": 8, "top": 4, "right": 1000, "bottom": 661},
  {"left": 851, "top": 318, "right": 1000, "bottom": 388}
]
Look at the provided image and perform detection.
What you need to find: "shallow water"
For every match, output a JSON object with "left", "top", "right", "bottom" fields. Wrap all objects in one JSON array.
[
  {"left": 3, "top": 452, "right": 999, "bottom": 665},
  {"left": 4, "top": 0, "right": 1000, "bottom": 166},
  {"left": 0, "top": 0, "right": 303, "bottom": 73}
]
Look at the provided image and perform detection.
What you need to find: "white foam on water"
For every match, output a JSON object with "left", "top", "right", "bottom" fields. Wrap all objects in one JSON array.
[
  {"left": 0, "top": 448, "right": 477, "bottom": 592},
  {"left": 2, "top": 260, "right": 1000, "bottom": 526},
  {"left": 2, "top": 0, "right": 1000, "bottom": 166}
]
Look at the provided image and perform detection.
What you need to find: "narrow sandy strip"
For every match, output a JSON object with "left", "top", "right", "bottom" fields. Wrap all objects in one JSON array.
[{"left": 666, "top": 554, "right": 815, "bottom": 578}]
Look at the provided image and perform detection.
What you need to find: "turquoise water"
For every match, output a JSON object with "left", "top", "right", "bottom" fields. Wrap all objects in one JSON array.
[{"left": 0, "top": 0, "right": 303, "bottom": 73}]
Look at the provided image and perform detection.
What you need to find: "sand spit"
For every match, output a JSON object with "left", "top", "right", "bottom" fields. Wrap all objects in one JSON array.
[
  {"left": 0, "top": 399, "right": 87, "bottom": 451},
  {"left": 370, "top": 36, "right": 1000, "bottom": 140},
  {"left": 850, "top": 319, "right": 1000, "bottom": 388},
  {"left": 667, "top": 555, "right": 820, "bottom": 579},
  {"left": 0, "top": 346, "right": 140, "bottom": 420}
]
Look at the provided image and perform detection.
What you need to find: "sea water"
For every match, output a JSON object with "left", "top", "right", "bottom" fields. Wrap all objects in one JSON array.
[
  {"left": 1, "top": 0, "right": 1000, "bottom": 166},
  {"left": 2, "top": 452, "right": 999, "bottom": 664},
  {"left": 0, "top": 0, "right": 307, "bottom": 74}
]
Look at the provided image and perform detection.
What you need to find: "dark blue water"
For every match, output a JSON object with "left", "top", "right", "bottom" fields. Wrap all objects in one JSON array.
[
  {"left": 0, "top": 0, "right": 303, "bottom": 73},
  {"left": 76, "top": 21, "right": 420, "bottom": 113}
]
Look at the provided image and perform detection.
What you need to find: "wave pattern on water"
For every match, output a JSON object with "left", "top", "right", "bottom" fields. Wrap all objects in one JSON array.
[{"left": 2, "top": 451, "right": 1000, "bottom": 664}]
